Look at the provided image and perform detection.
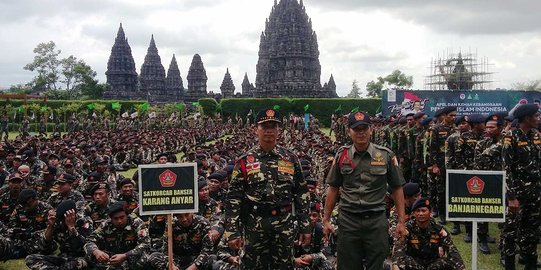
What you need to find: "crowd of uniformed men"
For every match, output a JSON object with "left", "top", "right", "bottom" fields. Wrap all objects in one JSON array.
[{"left": 0, "top": 102, "right": 538, "bottom": 269}]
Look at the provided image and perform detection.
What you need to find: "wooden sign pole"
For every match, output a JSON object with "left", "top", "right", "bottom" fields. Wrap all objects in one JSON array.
[{"left": 168, "top": 214, "right": 174, "bottom": 270}]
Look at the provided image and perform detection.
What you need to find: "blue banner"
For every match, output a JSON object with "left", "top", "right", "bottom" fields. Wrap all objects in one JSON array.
[{"left": 382, "top": 89, "right": 541, "bottom": 116}]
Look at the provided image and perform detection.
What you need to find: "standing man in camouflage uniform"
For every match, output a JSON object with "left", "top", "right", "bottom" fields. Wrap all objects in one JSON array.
[
  {"left": 428, "top": 106, "right": 456, "bottom": 224},
  {"left": 224, "top": 108, "right": 311, "bottom": 269},
  {"left": 324, "top": 111, "right": 406, "bottom": 270},
  {"left": 501, "top": 104, "right": 541, "bottom": 270},
  {"left": 392, "top": 198, "right": 465, "bottom": 270},
  {"left": 474, "top": 113, "right": 506, "bottom": 262}
]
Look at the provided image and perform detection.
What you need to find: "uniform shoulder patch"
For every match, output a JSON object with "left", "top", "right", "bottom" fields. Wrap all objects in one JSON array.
[{"left": 439, "top": 228, "right": 448, "bottom": 237}]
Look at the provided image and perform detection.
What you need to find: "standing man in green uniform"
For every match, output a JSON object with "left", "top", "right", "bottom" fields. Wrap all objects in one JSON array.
[
  {"left": 323, "top": 111, "right": 406, "bottom": 270},
  {"left": 224, "top": 108, "right": 311, "bottom": 269}
]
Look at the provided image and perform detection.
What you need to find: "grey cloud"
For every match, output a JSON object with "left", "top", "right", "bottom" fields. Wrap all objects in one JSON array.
[{"left": 309, "top": 0, "right": 541, "bottom": 35}]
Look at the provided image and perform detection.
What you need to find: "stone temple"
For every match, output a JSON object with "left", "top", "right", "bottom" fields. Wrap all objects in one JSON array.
[
  {"left": 103, "top": 0, "right": 337, "bottom": 101},
  {"left": 252, "top": 0, "right": 337, "bottom": 98}
]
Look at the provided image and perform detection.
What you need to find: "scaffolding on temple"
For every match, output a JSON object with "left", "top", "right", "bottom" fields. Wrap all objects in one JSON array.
[{"left": 424, "top": 49, "right": 494, "bottom": 90}]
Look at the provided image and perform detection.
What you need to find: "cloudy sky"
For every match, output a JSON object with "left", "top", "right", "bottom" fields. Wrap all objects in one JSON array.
[{"left": 1, "top": 0, "right": 540, "bottom": 97}]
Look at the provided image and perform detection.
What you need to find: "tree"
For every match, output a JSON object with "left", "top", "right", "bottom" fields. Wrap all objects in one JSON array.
[
  {"left": 347, "top": 80, "right": 362, "bottom": 98},
  {"left": 384, "top": 70, "right": 413, "bottom": 89},
  {"left": 24, "top": 41, "right": 61, "bottom": 91},
  {"left": 366, "top": 69, "right": 413, "bottom": 97},
  {"left": 512, "top": 80, "right": 541, "bottom": 91},
  {"left": 61, "top": 56, "right": 98, "bottom": 98},
  {"left": 366, "top": 79, "right": 384, "bottom": 98}
]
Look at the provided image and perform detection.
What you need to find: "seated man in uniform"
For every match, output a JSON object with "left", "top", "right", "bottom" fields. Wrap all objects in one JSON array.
[
  {"left": 392, "top": 198, "right": 465, "bottom": 270},
  {"left": 84, "top": 201, "right": 150, "bottom": 269}
]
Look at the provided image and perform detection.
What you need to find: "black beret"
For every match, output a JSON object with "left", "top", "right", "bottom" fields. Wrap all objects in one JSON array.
[
  {"left": 94, "top": 157, "right": 107, "bottom": 164},
  {"left": 118, "top": 178, "right": 135, "bottom": 187},
  {"left": 198, "top": 180, "right": 208, "bottom": 189},
  {"left": 302, "top": 170, "right": 311, "bottom": 179},
  {"left": 196, "top": 153, "right": 207, "bottom": 160},
  {"left": 348, "top": 111, "right": 371, "bottom": 128},
  {"left": 441, "top": 106, "right": 457, "bottom": 115},
  {"left": 465, "top": 114, "right": 486, "bottom": 124},
  {"left": 405, "top": 112, "right": 415, "bottom": 118},
  {"left": 411, "top": 197, "right": 432, "bottom": 212},
  {"left": 48, "top": 153, "right": 60, "bottom": 160},
  {"left": 309, "top": 201, "right": 322, "bottom": 212},
  {"left": 17, "top": 189, "right": 37, "bottom": 205},
  {"left": 156, "top": 152, "right": 169, "bottom": 160},
  {"left": 41, "top": 165, "right": 58, "bottom": 176},
  {"left": 56, "top": 200, "right": 76, "bottom": 221},
  {"left": 413, "top": 112, "right": 426, "bottom": 119},
  {"left": 256, "top": 108, "right": 282, "bottom": 125},
  {"left": 56, "top": 173, "right": 76, "bottom": 184},
  {"left": 485, "top": 113, "right": 504, "bottom": 126},
  {"left": 306, "top": 177, "right": 317, "bottom": 186},
  {"left": 22, "top": 149, "right": 35, "bottom": 160},
  {"left": 89, "top": 182, "right": 110, "bottom": 194},
  {"left": 403, "top": 183, "right": 421, "bottom": 197},
  {"left": 215, "top": 170, "right": 228, "bottom": 181},
  {"left": 8, "top": 173, "right": 23, "bottom": 182},
  {"left": 513, "top": 104, "right": 539, "bottom": 120},
  {"left": 224, "top": 165, "right": 234, "bottom": 175},
  {"left": 108, "top": 201, "right": 127, "bottom": 216},
  {"left": 421, "top": 117, "right": 433, "bottom": 127},
  {"left": 455, "top": 116, "right": 468, "bottom": 125},
  {"left": 87, "top": 172, "right": 102, "bottom": 182},
  {"left": 195, "top": 159, "right": 203, "bottom": 167}
]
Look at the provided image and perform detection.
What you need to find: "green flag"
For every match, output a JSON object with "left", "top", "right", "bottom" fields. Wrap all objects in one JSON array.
[
  {"left": 304, "top": 104, "right": 310, "bottom": 112},
  {"left": 87, "top": 103, "right": 94, "bottom": 110},
  {"left": 17, "top": 106, "right": 23, "bottom": 113},
  {"left": 351, "top": 107, "right": 359, "bottom": 113},
  {"left": 273, "top": 105, "right": 281, "bottom": 110},
  {"left": 335, "top": 105, "right": 342, "bottom": 113},
  {"left": 192, "top": 102, "right": 200, "bottom": 107},
  {"left": 112, "top": 102, "right": 121, "bottom": 110},
  {"left": 40, "top": 106, "right": 47, "bottom": 112},
  {"left": 177, "top": 103, "right": 185, "bottom": 111},
  {"left": 216, "top": 103, "right": 222, "bottom": 112},
  {"left": 140, "top": 102, "right": 149, "bottom": 112}
]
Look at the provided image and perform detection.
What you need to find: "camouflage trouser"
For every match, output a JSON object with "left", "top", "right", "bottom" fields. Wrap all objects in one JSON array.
[
  {"left": 0, "top": 236, "right": 12, "bottom": 261},
  {"left": 400, "top": 158, "right": 412, "bottom": 182},
  {"left": 418, "top": 168, "right": 428, "bottom": 198},
  {"left": 395, "top": 256, "right": 456, "bottom": 270},
  {"left": 213, "top": 260, "right": 239, "bottom": 270},
  {"left": 87, "top": 253, "right": 149, "bottom": 270},
  {"left": 241, "top": 212, "right": 296, "bottom": 270},
  {"left": 25, "top": 254, "right": 87, "bottom": 270},
  {"left": 294, "top": 252, "right": 333, "bottom": 270},
  {"left": 501, "top": 198, "right": 541, "bottom": 257},
  {"left": 428, "top": 170, "right": 445, "bottom": 216}
]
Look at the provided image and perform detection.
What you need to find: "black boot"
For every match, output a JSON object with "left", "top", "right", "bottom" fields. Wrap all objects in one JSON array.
[
  {"left": 524, "top": 255, "right": 537, "bottom": 270},
  {"left": 463, "top": 233, "right": 472, "bottom": 243},
  {"left": 479, "top": 241, "right": 491, "bottom": 254},
  {"left": 505, "top": 255, "right": 516, "bottom": 270},
  {"left": 451, "top": 222, "right": 461, "bottom": 235}
]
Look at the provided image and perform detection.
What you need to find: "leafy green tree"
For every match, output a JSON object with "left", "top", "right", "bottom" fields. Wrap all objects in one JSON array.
[
  {"left": 62, "top": 56, "right": 99, "bottom": 98},
  {"left": 346, "top": 80, "right": 362, "bottom": 98},
  {"left": 24, "top": 41, "right": 61, "bottom": 91},
  {"left": 366, "top": 69, "right": 413, "bottom": 97},
  {"left": 366, "top": 79, "right": 384, "bottom": 97}
]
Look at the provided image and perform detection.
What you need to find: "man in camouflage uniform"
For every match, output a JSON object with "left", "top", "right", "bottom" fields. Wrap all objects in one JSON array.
[
  {"left": 34, "top": 165, "right": 58, "bottom": 201},
  {"left": 414, "top": 117, "right": 433, "bottom": 198},
  {"left": 148, "top": 213, "right": 214, "bottom": 269},
  {"left": 294, "top": 202, "right": 332, "bottom": 270},
  {"left": 389, "top": 183, "right": 422, "bottom": 251},
  {"left": 25, "top": 200, "right": 94, "bottom": 270},
  {"left": 392, "top": 198, "right": 465, "bottom": 270},
  {"left": 198, "top": 180, "right": 219, "bottom": 221},
  {"left": 8, "top": 189, "right": 52, "bottom": 258},
  {"left": 47, "top": 172, "right": 85, "bottom": 209},
  {"left": 398, "top": 113, "right": 416, "bottom": 181},
  {"left": 501, "top": 104, "right": 541, "bottom": 270},
  {"left": 224, "top": 108, "right": 311, "bottom": 269},
  {"left": 454, "top": 114, "right": 492, "bottom": 253},
  {"left": 115, "top": 178, "right": 139, "bottom": 214},
  {"left": 474, "top": 113, "right": 507, "bottom": 262},
  {"left": 428, "top": 106, "right": 456, "bottom": 223},
  {"left": 84, "top": 201, "right": 150, "bottom": 269},
  {"left": 0, "top": 174, "right": 24, "bottom": 224},
  {"left": 84, "top": 183, "right": 115, "bottom": 227}
]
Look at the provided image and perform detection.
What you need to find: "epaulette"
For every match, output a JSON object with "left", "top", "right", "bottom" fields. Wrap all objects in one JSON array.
[{"left": 373, "top": 144, "right": 392, "bottom": 153}]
